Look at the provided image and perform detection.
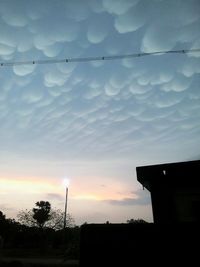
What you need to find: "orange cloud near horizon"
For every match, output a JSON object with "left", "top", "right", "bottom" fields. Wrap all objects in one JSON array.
[
  {"left": 0, "top": 176, "right": 61, "bottom": 195},
  {"left": 0, "top": 175, "right": 138, "bottom": 204}
]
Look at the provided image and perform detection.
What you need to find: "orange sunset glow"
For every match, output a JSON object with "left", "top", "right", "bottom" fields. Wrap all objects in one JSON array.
[{"left": 0, "top": 177, "right": 59, "bottom": 195}]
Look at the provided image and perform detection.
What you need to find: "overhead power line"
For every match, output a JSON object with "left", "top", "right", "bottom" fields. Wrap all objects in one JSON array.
[{"left": 0, "top": 48, "right": 200, "bottom": 67}]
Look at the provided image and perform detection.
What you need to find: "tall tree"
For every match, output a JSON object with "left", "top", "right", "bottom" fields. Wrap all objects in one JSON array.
[
  {"left": 33, "top": 201, "right": 51, "bottom": 228},
  {"left": 17, "top": 201, "right": 75, "bottom": 230}
]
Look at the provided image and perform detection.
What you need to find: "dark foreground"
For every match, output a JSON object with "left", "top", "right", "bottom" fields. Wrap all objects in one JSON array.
[
  {"left": 0, "top": 257, "right": 79, "bottom": 267},
  {"left": 1, "top": 223, "right": 199, "bottom": 267},
  {"left": 80, "top": 223, "right": 200, "bottom": 267}
]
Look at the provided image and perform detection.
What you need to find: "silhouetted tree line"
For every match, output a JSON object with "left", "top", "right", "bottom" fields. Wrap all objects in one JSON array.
[
  {"left": 0, "top": 201, "right": 80, "bottom": 260},
  {"left": 0, "top": 200, "right": 148, "bottom": 262}
]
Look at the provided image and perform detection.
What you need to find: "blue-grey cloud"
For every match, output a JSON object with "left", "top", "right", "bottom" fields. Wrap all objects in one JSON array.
[
  {"left": 87, "top": 19, "right": 109, "bottom": 44},
  {"left": 114, "top": 3, "right": 145, "bottom": 33},
  {"left": 0, "top": 0, "right": 199, "bottom": 164},
  {"left": 103, "top": 0, "right": 138, "bottom": 15}
]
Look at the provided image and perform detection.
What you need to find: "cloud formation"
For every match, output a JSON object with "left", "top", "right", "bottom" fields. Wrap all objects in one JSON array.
[
  {"left": 0, "top": 0, "right": 200, "bottom": 162},
  {"left": 0, "top": 0, "right": 200, "bottom": 224},
  {"left": 105, "top": 189, "right": 151, "bottom": 206}
]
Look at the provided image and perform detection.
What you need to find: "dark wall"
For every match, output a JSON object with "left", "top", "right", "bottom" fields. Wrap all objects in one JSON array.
[
  {"left": 80, "top": 223, "right": 199, "bottom": 267},
  {"left": 137, "top": 160, "right": 200, "bottom": 223}
]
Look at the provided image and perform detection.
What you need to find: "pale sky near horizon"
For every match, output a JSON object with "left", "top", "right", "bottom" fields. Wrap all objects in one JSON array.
[{"left": 0, "top": 0, "right": 200, "bottom": 225}]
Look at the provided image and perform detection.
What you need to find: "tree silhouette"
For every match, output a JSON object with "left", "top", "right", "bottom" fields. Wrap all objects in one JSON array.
[
  {"left": 0, "top": 211, "right": 6, "bottom": 221},
  {"left": 17, "top": 201, "right": 75, "bottom": 230},
  {"left": 126, "top": 218, "right": 148, "bottom": 224},
  {"left": 33, "top": 201, "right": 51, "bottom": 228}
]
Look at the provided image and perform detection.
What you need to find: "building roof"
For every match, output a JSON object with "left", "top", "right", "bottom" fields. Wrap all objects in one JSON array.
[{"left": 136, "top": 160, "right": 200, "bottom": 191}]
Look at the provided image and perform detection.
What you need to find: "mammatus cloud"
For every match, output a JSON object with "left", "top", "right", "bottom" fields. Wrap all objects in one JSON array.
[
  {"left": 114, "top": 4, "right": 145, "bottom": 33},
  {"left": 87, "top": 21, "right": 108, "bottom": 44},
  {"left": 0, "top": 0, "right": 199, "bottom": 162},
  {"left": 13, "top": 64, "right": 36, "bottom": 76},
  {"left": 141, "top": 24, "right": 177, "bottom": 52},
  {"left": 64, "top": 0, "right": 90, "bottom": 22},
  {"left": 103, "top": 0, "right": 139, "bottom": 15},
  {"left": 0, "top": 0, "right": 200, "bottom": 224},
  {"left": 160, "top": 74, "right": 192, "bottom": 92}
]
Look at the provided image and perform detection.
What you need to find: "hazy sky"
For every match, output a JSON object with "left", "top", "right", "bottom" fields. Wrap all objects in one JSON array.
[{"left": 0, "top": 0, "right": 200, "bottom": 225}]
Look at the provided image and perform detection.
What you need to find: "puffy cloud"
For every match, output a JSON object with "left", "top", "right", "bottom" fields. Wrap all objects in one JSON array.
[
  {"left": 0, "top": 0, "right": 199, "bottom": 171},
  {"left": 114, "top": 4, "right": 145, "bottom": 33},
  {"left": 43, "top": 43, "right": 63, "bottom": 58},
  {"left": 161, "top": 75, "right": 192, "bottom": 92},
  {"left": 188, "top": 79, "right": 200, "bottom": 100},
  {"left": 21, "top": 85, "right": 44, "bottom": 104},
  {"left": 83, "top": 87, "right": 102, "bottom": 100},
  {"left": 136, "top": 71, "right": 173, "bottom": 87},
  {"left": 169, "top": 0, "right": 200, "bottom": 26},
  {"left": 64, "top": 0, "right": 90, "bottom": 21},
  {"left": 129, "top": 83, "right": 151, "bottom": 95},
  {"left": 88, "top": 0, "right": 104, "bottom": 13},
  {"left": 141, "top": 0, "right": 200, "bottom": 53},
  {"left": 178, "top": 57, "right": 200, "bottom": 77},
  {"left": 90, "top": 61, "right": 105, "bottom": 67},
  {"left": 35, "top": 94, "right": 54, "bottom": 107},
  {"left": 111, "top": 112, "right": 131, "bottom": 122},
  {"left": 153, "top": 92, "right": 184, "bottom": 108},
  {"left": 2, "top": 13, "right": 28, "bottom": 27},
  {"left": 127, "top": 103, "right": 144, "bottom": 117},
  {"left": 44, "top": 70, "right": 68, "bottom": 87},
  {"left": 0, "top": 1, "right": 29, "bottom": 27},
  {"left": 47, "top": 87, "right": 62, "bottom": 97},
  {"left": 109, "top": 70, "right": 131, "bottom": 89},
  {"left": 33, "top": 18, "right": 80, "bottom": 55},
  {"left": 121, "top": 58, "right": 136, "bottom": 68},
  {"left": 141, "top": 24, "right": 177, "bottom": 52},
  {"left": 0, "top": 24, "right": 16, "bottom": 47},
  {"left": 56, "top": 62, "right": 77, "bottom": 75},
  {"left": 87, "top": 21, "right": 108, "bottom": 44},
  {"left": 105, "top": 84, "right": 121, "bottom": 96},
  {"left": 34, "top": 34, "right": 55, "bottom": 50},
  {"left": 103, "top": 0, "right": 139, "bottom": 15},
  {"left": 0, "top": 44, "right": 15, "bottom": 56},
  {"left": 137, "top": 107, "right": 173, "bottom": 122},
  {"left": 52, "top": 20, "right": 80, "bottom": 43},
  {"left": 17, "top": 37, "right": 33, "bottom": 53},
  {"left": 13, "top": 64, "right": 36, "bottom": 76}
]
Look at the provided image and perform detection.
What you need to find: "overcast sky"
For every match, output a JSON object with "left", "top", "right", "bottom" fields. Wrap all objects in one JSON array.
[{"left": 0, "top": 0, "right": 200, "bottom": 225}]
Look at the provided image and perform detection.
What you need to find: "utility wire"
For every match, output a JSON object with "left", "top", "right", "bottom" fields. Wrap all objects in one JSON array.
[{"left": 0, "top": 48, "right": 200, "bottom": 67}]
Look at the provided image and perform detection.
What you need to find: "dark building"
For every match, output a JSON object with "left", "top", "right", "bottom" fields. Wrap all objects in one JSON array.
[
  {"left": 136, "top": 160, "right": 200, "bottom": 223},
  {"left": 80, "top": 160, "right": 200, "bottom": 266}
]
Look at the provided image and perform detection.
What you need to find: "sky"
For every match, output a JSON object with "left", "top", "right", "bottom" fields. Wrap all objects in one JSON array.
[{"left": 0, "top": 0, "right": 200, "bottom": 225}]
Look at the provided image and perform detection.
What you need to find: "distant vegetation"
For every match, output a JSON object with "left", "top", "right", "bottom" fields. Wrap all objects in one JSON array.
[
  {"left": 0, "top": 201, "right": 80, "bottom": 265},
  {"left": 17, "top": 200, "right": 74, "bottom": 230},
  {"left": 126, "top": 218, "right": 148, "bottom": 224},
  {"left": 0, "top": 201, "right": 148, "bottom": 266}
]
